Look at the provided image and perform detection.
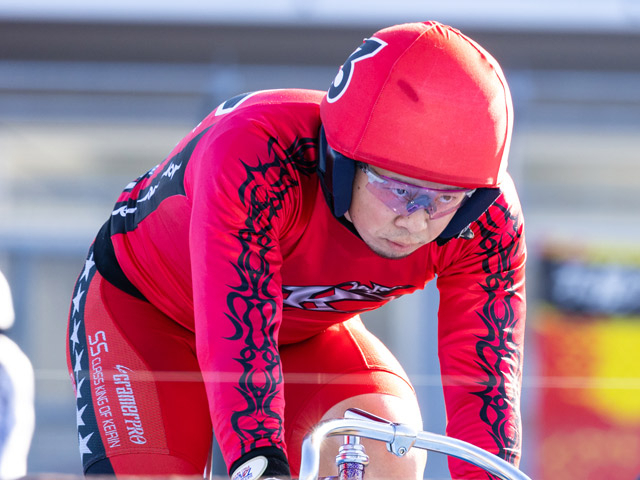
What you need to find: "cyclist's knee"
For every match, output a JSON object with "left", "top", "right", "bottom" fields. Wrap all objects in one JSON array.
[{"left": 318, "top": 393, "right": 427, "bottom": 480}]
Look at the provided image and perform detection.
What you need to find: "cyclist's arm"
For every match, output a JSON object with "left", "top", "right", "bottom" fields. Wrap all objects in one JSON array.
[
  {"left": 189, "top": 125, "right": 301, "bottom": 478},
  {"left": 436, "top": 178, "right": 526, "bottom": 479}
]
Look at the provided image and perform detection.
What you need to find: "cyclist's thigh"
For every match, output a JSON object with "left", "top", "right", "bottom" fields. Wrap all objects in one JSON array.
[
  {"left": 66, "top": 251, "right": 210, "bottom": 475},
  {"left": 281, "top": 316, "right": 420, "bottom": 475}
]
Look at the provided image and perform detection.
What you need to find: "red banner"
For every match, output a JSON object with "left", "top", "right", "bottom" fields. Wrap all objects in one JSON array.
[{"left": 535, "top": 244, "right": 640, "bottom": 479}]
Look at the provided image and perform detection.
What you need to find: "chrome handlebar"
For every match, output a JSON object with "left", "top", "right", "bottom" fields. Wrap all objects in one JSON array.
[{"left": 298, "top": 409, "right": 531, "bottom": 480}]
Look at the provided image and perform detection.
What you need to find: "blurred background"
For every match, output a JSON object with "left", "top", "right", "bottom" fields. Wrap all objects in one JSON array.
[{"left": 1, "top": 1, "right": 639, "bottom": 479}]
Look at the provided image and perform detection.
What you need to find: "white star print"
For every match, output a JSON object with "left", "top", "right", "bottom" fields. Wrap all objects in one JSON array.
[
  {"left": 74, "top": 349, "right": 84, "bottom": 373},
  {"left": 72, "top": 288, "right": 85, "bottom": 315},
  {"left": 78, "top": 431, "right": 93, "bottom": 457},
  {"left": 75, "top": 375, "right": 85, "bottom": 399},
  {"left": 70, "top": 319, "right": 81, "bottom": 347},
  {"left": 77, "top": 404, "right": 87, "bottom": 427},
  {"left": 79, "top": 254, "right": 95, "bottom": 283}
]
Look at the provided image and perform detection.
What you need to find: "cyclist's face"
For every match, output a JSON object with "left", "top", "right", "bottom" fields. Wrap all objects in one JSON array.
[{"left": 345, "top": 165, "right": 459, "bottom": 259}]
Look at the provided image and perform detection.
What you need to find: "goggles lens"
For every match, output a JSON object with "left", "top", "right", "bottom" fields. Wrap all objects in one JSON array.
[{"left": 361, "top": 164, "right": 474, "bottom": 219}]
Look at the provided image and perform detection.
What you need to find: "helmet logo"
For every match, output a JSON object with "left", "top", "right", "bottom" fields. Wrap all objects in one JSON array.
[{"left": 327, "top": 37, "right": 387, "bottom": 103}]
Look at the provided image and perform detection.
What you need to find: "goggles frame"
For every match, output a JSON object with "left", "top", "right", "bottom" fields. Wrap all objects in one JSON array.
[{"left": 360, "top": 164, "right": 475, "bottom": 219}]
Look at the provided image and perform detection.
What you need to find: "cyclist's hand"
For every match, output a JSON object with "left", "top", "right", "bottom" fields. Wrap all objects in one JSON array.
[{"left": 230, "top": 449, "right": 290, "bottom": 480}]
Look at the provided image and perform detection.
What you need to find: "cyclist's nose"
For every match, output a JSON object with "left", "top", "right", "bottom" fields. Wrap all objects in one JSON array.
[{"left": 394, "top": 209, "right": 429, "bottom": 233}]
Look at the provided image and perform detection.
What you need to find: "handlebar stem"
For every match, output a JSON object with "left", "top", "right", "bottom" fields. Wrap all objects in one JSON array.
[
  {"left": 298, "top": 415, "right": 532, "bottom": 480},
  {"left": 335, "top": 438, "right": 368, "bottom": 480}
]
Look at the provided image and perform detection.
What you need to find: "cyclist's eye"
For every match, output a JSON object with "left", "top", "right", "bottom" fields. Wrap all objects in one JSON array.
[
  {"left": 391, "top": 188, "right": 410, "bottom": 198},
  {"left": 438, "top": 194, "right": 455, "bottom": 204}
]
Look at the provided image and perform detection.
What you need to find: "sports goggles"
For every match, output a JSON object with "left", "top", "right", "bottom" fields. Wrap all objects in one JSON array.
[{"left": 360, "top": 164, "right": 475, "bottom": 219}]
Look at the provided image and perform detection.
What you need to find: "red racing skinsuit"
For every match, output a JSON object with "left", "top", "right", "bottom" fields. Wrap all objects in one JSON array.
[{"left": 67, "top": 89, "right": 526, "bottom": 479}]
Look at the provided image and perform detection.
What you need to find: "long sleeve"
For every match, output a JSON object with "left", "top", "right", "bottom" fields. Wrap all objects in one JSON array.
[
  {"left": 188, "top": 118, "right": 317, "bottom": 470},
  {"left": 436, "top": 177, "right": 526, "bottom": 479}
]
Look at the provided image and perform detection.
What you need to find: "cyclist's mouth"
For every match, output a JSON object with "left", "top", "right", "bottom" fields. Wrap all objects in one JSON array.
[{"left": 385, "top": 239, "right": 421, "bottom": 251}]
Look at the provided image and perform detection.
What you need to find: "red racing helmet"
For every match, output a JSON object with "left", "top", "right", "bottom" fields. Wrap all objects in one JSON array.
[{"left": 319, "top": 21, "right": 513, "bottom": 190}]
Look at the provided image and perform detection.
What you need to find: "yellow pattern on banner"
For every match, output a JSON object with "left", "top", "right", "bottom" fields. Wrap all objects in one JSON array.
[
  {"left": 589, "top": 319, "right": 640, "bottom": 423},
  {"left": 536, "top": 312, "right": 640, "bottom": 425}
]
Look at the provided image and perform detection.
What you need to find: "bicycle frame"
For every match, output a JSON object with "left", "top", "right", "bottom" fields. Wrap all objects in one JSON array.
[{"left": 298, "top": 408, "right": 532, "bottom": 480}]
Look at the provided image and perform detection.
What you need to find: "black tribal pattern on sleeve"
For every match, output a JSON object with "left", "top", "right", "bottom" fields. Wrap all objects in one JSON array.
[
  {"left": 472, "top": 201, "right": 524, "bottom": 466},
  {"left": 225, "top": 136, "right": 316, "bottom": 454}
]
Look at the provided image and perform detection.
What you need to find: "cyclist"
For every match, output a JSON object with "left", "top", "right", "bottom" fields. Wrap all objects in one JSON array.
[{"left": 66, "top": 21, "right": 526, "bottom": 480}]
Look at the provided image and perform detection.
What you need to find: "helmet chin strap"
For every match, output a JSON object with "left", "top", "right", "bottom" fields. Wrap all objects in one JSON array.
[
  {"left": 436, "top": 187, "right": 501, "bottom": 243},
  {"left": 317, "top": 126, "right": 355, "bottom": 217}
]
